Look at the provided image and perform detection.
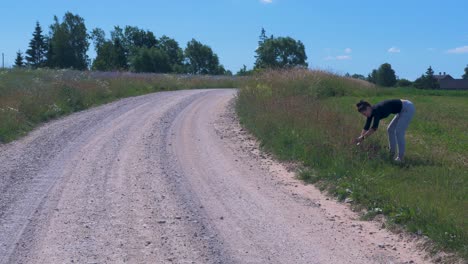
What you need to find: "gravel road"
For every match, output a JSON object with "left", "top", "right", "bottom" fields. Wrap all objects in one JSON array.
[{"left": 0, "top": 89, "right": 430, "bottom": 264}]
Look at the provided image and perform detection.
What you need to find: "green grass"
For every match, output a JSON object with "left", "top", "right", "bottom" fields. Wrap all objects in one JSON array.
[
  {"left": 0, "top": 69, "right": 242, "bottom": 143},
  {"left": 236, "top": 69, "right": 467, "bottom": 259}
]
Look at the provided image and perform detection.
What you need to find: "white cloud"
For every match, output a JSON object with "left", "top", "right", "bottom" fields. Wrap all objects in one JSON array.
[
  {"left": 344, "top": 48, "right": 352, "bottom": 54},
  {"left": 446, "top": 46, "right": 468, "bottom": 54},
  {"left": 336, "top": 55, "right": 351, "bottom": 60},
  {"left": 260, "top": 0, "right": 272, "bottom": 3},
  {"left": 388, "top": 47, "right": 401, "bottom": 53},
  {"left": 324, "top": 55, "right": 351, "bottom": 61}
]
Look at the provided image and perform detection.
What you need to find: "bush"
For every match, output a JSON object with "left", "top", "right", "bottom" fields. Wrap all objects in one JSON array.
[{"left": 397, "top": 79, "right": 412, "bottom": 87}]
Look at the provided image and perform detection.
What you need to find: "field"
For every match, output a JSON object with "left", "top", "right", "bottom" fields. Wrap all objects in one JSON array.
[
  {"left": 0, "top": 69, "right": 240, "bottom": 143},
  {"left": 236, "top": 69, "right": 467, "bottom": 258}
]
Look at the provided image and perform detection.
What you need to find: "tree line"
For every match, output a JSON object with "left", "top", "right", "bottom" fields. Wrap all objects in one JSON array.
[
  {"left": 347, "top": 64, "right": 468, "bottom": 89},
  {"left": 12, "top": 12, "right": 389, "bottom": 80},
  {"left": 15, "top": 16, "right": 309, "bottom": 76},
  {"left": 14, "top": 12, "right": 229, "bottom": 75},
  {"left": 13, "top": 12, "right": 466, "bottom": 83}
]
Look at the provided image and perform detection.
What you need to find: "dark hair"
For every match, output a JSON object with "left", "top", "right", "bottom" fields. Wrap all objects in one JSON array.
[{"left": 356, "top": 100, "right": 371, "bottom": 112}]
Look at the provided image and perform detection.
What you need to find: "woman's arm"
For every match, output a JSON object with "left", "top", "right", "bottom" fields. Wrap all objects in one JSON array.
[
  {"left": 357, "top": 128, "right": 376, "bottom": 143},
  {"left": 361, "top": 128, "right": 376, "bottom": 139},
  {"left": 357, "top": 115, "right": 376, "bottom": 144},
  {"left": 358, "top": 115, "right": 380, "bottom": 142}
]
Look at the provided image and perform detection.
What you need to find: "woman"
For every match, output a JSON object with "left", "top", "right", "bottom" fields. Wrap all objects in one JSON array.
[{"left": 355, "top": 99, "right": 415, "bottom": 162}]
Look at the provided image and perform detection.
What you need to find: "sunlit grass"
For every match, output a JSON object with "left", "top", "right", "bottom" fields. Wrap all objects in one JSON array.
[{"left": 236, "top": 69, "right": 467, "bottom": 258}]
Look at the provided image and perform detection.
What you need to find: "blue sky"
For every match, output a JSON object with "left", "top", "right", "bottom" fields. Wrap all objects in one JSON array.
[{"left": 1, "top": 0, "right": 467, "bottom": 80}]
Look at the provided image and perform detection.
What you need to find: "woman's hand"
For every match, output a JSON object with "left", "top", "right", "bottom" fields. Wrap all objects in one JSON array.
[
  {"left": 357, "top": 128, "right": 375, "bottom": 144},
  {"left": 354, "top": 136, "right": 364, "bottom": 145}
]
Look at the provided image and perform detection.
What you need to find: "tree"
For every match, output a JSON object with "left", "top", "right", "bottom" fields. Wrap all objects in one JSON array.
[
  {"left": 90, "top": 28, "right": 106, "bottom": 52},
  {"left": 375, "top": 63, "right": 397, "bottom": 87},
  {"left": 424, "top": 66, "right": 439, "bottom": 89},
  {"left": 92, "top": 38, "right": 127, "bottom": 71},
  {"left": 426, "top": 65, "right": 435, "bottom": 76},
  {"left": 414, "top": 66, "right": 439, "bottom": 89},
  {"left": 25, "top": 21, "right": 47, "bottom": 68},
  {"left": 351, "top": 74, "right": 366, "bottom": 80},
  {"left": 367, "top": 69, "right": 378, "bottom": 84},
  {"left": 255, "top": 37, "right": 308, "bottom": 69},
  {"left": 47, "top": 12, "right": 89, "bottom": 70},
  {"left": 102, "top": 26, "right": 160, "bottom": 70},
  {"left": 91, "top": 27, "right": 125, "bottom": 71},
  {"left": 132, "top": 47, "right": 171, "bottom": 73},
  {"left": 124, "top": 26, "right": 158, "bottom": 49},
  {"left": 237, "top": 65, "right": 253, "bottom": 76},
  {"left": 121, "top": 26, "right": 158, "bottom": 62},
  {"left": 463, "top": 65, "right": 468, "bottom": 79},
  {"left": 109, "top": 26, "right": 130, "bottom": 65},
  {"left": 110, "top": 26, "right": 126, "bottom": 47},
  {"left": 184, "top": 39, "right": 225, "bottom": 75},
  {"left": 92, "top": 26, "right": 185, "bottom": 72},
  {"left": 258, "top": 28, "right": 268, "bottom": 46},
  {"left": 157, "top": 35, "right": 184, "bottom": 72},
  {"left": 14, "top": 50, "right": 24, "bottom": 68},
  {"left": 255, "top": 29, "right": 308, "bottom": 69},
  {"left": 46, "top": 17, "right": 70, "bottom": 68}
]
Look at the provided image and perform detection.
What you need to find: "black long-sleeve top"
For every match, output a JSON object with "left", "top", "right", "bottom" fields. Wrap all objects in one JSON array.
[{"left": 364, "top": 99, "right": 403, "bottom": 130}]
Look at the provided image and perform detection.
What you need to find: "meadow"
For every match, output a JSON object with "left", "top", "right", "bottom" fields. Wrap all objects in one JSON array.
[
  {"left": 236, "top": 69, "right": 467, "bottom": 258},
  {"left": 0, "top": 69, "right": 240, "bottom": 143}
]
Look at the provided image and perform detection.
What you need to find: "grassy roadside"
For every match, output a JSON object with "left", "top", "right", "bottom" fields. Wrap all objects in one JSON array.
[
  {"left": 236, "top": 69, "right": 467, "bottom": 259},
  {"left": 0, "top": 69, "right": 242, "bottom": 143}
]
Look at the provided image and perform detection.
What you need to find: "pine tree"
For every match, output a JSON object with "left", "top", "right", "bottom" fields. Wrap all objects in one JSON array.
[
  {"left": 425, "top": 66, "right": 439, "bottom": 89},
  {"left": 426, "top": 65, "right": 435, "bottom": 78},
  {"left": 414, "top": 66, "right": 439, "bottom": 89},
  {"left": 14, "top": 50, "right": 24, "bottom": 68},
  {"left": 463, "top": 65, "right": 468, "bottom": 80},
  {"left": 258, "top": 28, "right": 268, "bottom": 46},
  {"left": 25, "top": 21, "right": 47, "bottom": 68}
]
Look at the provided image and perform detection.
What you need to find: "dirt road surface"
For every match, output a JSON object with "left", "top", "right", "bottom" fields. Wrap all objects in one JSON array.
[{"left": 0, "top": 89, "right": 431, "bottom": 263}]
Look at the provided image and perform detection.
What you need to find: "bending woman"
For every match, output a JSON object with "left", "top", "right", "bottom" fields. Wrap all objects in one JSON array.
[{"left": 355, "top": 99, "right": 415, "bottom": 162}]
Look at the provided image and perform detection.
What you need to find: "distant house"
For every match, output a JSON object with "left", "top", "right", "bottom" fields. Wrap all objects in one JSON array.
[
  {"left": 433, "top": 72, "right": 454, "bottom": 81},
  {"left": 434, "top": 72, "right": 468, "bottom": 90}
]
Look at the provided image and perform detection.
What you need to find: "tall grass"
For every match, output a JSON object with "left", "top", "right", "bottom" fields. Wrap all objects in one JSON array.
[
  {"left": 236, "top": 69, "right": 468, "bottom": 258},
  {"left": 0, "top": 69, "right": 242, "bottom": 143}
]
